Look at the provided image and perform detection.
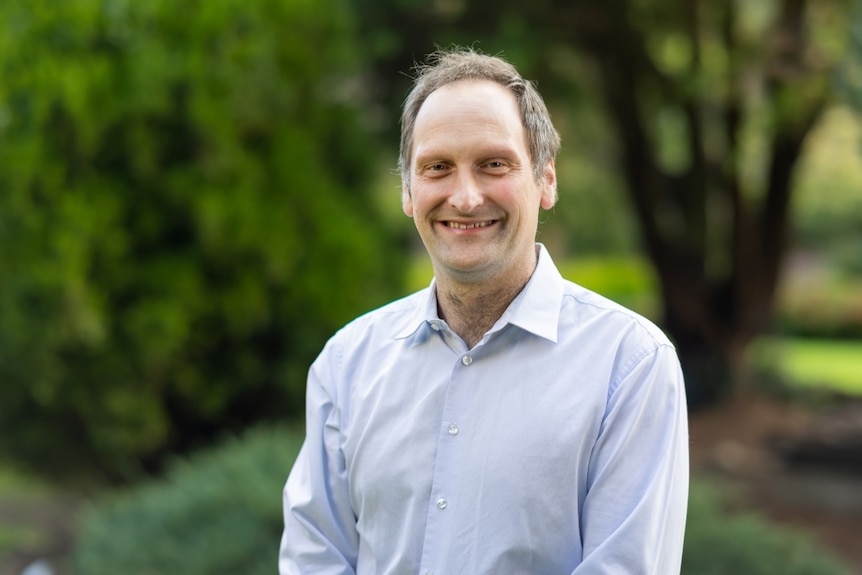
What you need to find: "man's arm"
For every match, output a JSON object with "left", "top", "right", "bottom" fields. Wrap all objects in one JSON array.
[
  {"left": 280, "top": 341, "right": 359, "bottom": 575},
  {"left": 575, "top": 343, "right": 689, "bottom": 574}
]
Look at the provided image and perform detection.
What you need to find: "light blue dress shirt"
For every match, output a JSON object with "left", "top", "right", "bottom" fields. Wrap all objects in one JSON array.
[{"left": 280, "top": 244, "right": 689, "bottom": 574}]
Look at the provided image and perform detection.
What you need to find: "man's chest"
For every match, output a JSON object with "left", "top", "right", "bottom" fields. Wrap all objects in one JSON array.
[{"left": 339, "top": 335, "right": 608, "bottom": 535}]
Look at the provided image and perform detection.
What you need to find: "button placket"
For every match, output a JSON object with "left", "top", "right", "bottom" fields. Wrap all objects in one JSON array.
[{"left": 420, "top": 343, "right": 478, "bottom": 572}]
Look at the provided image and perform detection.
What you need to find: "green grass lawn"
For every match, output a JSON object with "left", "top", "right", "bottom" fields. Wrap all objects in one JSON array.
[{"left": 755, "top": 338, "right": 862, "bottom": 396}]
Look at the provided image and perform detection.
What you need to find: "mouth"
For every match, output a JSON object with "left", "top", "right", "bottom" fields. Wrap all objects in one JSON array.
[{"left": 444, "top": 220, "right": 496, "bottom": 230}]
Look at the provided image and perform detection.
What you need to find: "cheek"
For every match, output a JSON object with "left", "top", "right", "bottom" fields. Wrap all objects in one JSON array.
[
  {"left": 409, "top": 183, "right": 446, "bottom": 214},
  {"left": 484, "top": 179, "right": 519, "bottom": 204},
  {"left": 502, "top": 184, "right": 537, "bottom": 214}
]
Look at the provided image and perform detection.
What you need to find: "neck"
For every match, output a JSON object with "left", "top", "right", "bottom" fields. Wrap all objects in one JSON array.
[{"left": 435, "top": 253, "right": 538, "bottom": 349}]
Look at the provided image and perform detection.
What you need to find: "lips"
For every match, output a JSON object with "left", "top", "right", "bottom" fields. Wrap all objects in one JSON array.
[{"left": 444, "top": 220, "right": 496, "bottom": 229}]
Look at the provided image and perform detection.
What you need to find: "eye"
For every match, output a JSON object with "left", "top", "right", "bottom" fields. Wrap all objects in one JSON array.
[{"left": 421, "top": 162, "right": 450, "bottom": 177}]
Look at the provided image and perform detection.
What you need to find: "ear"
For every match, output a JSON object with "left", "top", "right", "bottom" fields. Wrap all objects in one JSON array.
[
  {"left": 540, "top": 160, "right": 557, "bottom": 210},
  {"left": 402, "top": 181, "right": 414, "bottom": 217}
]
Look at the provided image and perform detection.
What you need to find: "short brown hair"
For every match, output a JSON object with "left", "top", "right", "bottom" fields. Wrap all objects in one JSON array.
[{"left": 399, "top": 48, "right": 561, "bottom": 189}]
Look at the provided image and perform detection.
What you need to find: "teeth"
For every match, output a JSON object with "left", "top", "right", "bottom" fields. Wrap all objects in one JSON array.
[{"left": 448, "top": 221, "right": 493, "bottom": 229}]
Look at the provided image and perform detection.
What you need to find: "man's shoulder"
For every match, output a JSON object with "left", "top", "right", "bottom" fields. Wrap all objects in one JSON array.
[
  {"left": 334, "top": 287, "right": 430, "bottom": 342},
  {"left": 559, "top": 279, "right": 673, "bottom": 349}
]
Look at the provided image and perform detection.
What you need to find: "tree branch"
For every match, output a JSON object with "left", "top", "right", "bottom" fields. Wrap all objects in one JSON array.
[{"left": 759, "top": 0, "right": 829, "bottom": 305}]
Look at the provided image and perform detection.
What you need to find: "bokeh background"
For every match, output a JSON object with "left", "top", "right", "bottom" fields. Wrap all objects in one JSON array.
[{"left": 1, "top": 0, "right": 861, "bottom": 573}]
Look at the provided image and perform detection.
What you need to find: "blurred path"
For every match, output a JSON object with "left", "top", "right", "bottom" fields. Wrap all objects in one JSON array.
[
  {"left": 0, "top": 492, "right": 79, "bottom": 575},
  {"left": 690, "top": 393, "right": 862, "bottom": 573}
]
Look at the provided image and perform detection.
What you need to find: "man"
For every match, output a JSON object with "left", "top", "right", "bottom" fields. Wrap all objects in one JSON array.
[{"left": 280, "top": 48, "right": 689, "bottom": 574}]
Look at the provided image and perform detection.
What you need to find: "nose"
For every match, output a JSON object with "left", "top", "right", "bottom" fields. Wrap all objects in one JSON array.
[{"left": 448, "top": 171, "right": 484, "bottom": 213}]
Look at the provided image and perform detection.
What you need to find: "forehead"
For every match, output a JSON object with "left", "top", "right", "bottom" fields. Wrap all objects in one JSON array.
[{"left": 412, "top": 79, "right": 527, "bottom": 157}]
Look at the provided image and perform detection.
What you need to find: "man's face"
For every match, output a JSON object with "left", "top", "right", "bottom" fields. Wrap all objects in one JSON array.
[{"left": 402, "top": 79, "right": 556, "bottom": 286}]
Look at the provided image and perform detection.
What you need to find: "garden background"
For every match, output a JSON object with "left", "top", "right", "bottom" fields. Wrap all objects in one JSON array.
[{"left": 1, "top": 0, "right": 861, "bottom": 573}]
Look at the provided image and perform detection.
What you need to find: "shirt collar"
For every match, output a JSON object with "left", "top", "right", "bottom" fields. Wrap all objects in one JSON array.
[
  {"left": 497, "top": 243, "right": 563, "bottom": 343},
  {"left": 394, "top": 244, "right": 563, "bottom": 343},
  {"left": 394, "top": 279, "right": 441, "bottom": 340}
]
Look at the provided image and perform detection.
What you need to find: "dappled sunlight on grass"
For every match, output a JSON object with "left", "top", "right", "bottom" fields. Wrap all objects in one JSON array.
[{"left": 752, "top": 338, "right": 862, "bottom": 396}]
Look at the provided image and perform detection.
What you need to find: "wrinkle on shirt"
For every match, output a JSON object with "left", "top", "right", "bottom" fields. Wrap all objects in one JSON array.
[{"left": 280, "top": 243, "right": 689, "bottom": 575}]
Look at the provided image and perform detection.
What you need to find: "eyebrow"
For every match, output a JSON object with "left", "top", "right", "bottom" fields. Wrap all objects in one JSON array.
[{"left": 413, "top": 145, "right": 521, "bottom": 167}]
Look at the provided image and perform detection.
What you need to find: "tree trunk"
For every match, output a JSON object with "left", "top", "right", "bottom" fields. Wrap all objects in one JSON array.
[
  {"left": 566, "top": 0, "right": 829, "bottom": 406},
  {"left": 360, "top": 0, "right": 839, "bottom": 407}
]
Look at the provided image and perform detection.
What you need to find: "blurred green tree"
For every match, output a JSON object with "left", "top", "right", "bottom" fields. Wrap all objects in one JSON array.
[
  {"left": 0, "top": 0, "right": 402, "bottom": 480},
  {"left": 356, "top": 0, "right": 854, "bottom": 406},
  {"left": 837, "top": 0, "right": 862, "bottom": 112},
  {"left": 557, "top": 0, "right": 853, "bottom": 406}
]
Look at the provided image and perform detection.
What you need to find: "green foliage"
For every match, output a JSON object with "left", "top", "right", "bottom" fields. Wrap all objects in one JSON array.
[
  {"left": 550, "top": 150, "right": 640, "bottom": 256},
  {"left": 794, "top": 107, "right": 862, "bottom": 276},
  {"left": 777, "top": 270, "right": 862, "bottom": 339},
  {"left": 0, "top": 0, "right": 402, "bottom": 480},
  {"left": 558, "top": 256, "right": 659, "bottom": 317},
  {"left": 835, "top": 0, "right": 862, "bottom": 113},
  {"left": 71, "top": 427, "right": 852, "bottom": 574},
  {"left": 751, "top": 338, "right": 862, "bottom": 397},
  {"left": 683, "top": 482, "right": 852, "bottom": 575},
  {"left": 71, "top": 425, "right": 301, "bottom": 575}
]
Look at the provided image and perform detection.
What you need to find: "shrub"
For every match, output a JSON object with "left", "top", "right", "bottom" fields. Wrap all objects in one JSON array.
[
  {"left": 793, "top": 106, "right": 862, "bottom": 278},
  {"left": 682, "top": 481, "right": 852, "bottom": 575},
  {"left": 558, "top": 256, "right": 659, "bottom": 317},
  {"left": 71, "top": 425, "right": 302, "bottom": 575},
  {"left": 71, "top": 427, "right": 852, "bottom": 574},
  {"left": 0, "top": 0, "right": 403, "bottom": 480},
  {"left": 749, "top": 337, "right": 862, "bottom": 398},
  {"left": 776, "top": 274, "right": 862, "bottom": 339}
]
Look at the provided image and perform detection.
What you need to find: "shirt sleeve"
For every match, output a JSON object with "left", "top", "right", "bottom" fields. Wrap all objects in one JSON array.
[
  {"left": 279, "top": 338, "right": 359, "bottom": 575},
  {"left": 574, "top": 343, "right": 689, "bottom": 574}
]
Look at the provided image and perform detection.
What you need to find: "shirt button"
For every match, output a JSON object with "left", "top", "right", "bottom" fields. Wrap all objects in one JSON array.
[
  {"left": 461, "top": 355, "right": 473, "bottom": 366},
  {"left": 448, "top": 424, "right": 459, "bottom": 436},
  {"left": 436, "top": 497, "right": 448, "bottom": 510},
  {"left": 430, "top": 322, "right": 441, "bottom": 331}
]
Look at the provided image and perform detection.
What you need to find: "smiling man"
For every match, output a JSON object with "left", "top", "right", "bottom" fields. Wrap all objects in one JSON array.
[{"left": 280, "top": 48, "right": 689, "bottom": 574}]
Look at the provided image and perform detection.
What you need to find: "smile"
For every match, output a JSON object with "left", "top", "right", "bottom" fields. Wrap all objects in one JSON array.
[{"left": 445, "top": 220, "right": 495, "bottom": 229}]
